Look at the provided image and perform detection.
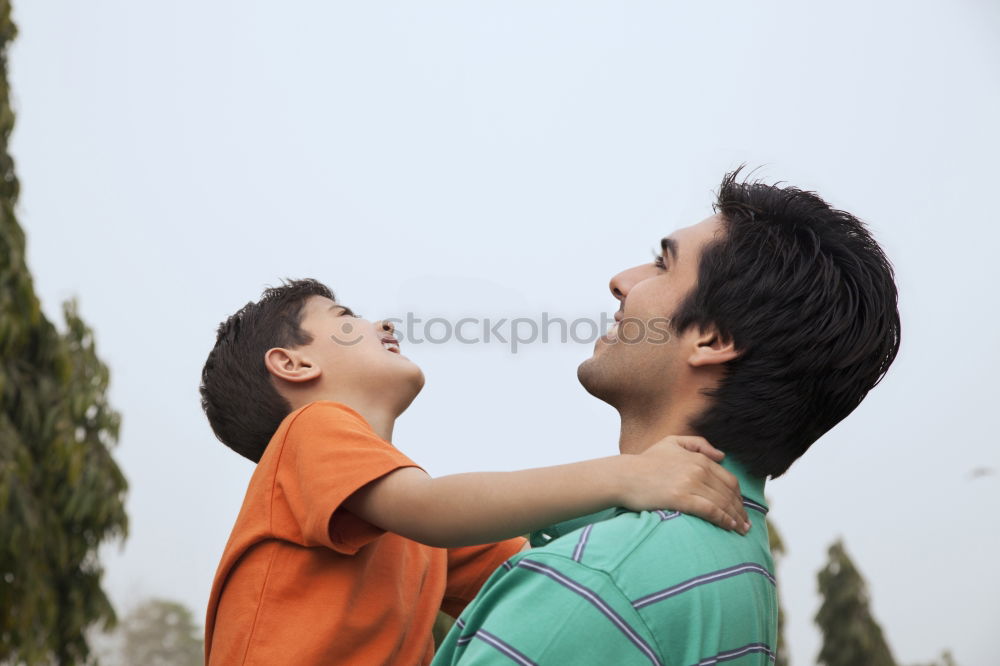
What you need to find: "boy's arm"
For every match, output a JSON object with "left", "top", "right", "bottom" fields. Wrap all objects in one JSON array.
[{"left": 342, "top": 435, "right": 748, "bottom": 548}]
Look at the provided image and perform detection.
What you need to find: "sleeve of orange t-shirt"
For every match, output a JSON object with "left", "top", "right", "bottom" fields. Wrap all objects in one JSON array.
[
  {"left": 440, "top": 538, "right": 527, "bottom": 618},
  {"left": 274, "top": 401, "right": 422, "bottom": 555}
]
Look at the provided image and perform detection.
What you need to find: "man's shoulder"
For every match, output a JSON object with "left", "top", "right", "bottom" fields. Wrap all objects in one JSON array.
[
  {"left": 518, "top": 511, "right": 778, "bottom": 665},
  {"left": 541, "top": 509, "right": 752, "bottom": 565},
  {"left": 535, "top": 509, "right": 774, "bottom": 598},
  {"left": 436, "top": 513, "right": 777, "bottom": 666}
]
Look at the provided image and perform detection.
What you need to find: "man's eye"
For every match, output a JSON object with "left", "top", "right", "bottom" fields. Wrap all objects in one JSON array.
[
  {"left": 651, "top": 252, "right": 668, "bottom": 270},
  {"left": 338, "top": 306, "right": 360, "bottom": 318}
]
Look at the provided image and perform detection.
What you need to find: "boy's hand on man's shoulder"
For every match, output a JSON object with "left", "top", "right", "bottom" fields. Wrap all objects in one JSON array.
[{"left": 618, "top": 436, "right": 750, "bottom": 534}]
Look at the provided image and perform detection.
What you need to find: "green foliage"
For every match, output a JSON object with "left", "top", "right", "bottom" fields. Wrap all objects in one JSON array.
[
  {"left": 119, "top": 599, "right": 203, "bottom": 666},
  {"left": 911, "top": 649, "right": 958, "bottom": 666},
  {"left": 815, "top": 539, "right": 896, "bottom": 666},
  {"left": 0, "top": 2, "right": 128, "bottom": 662},
  {"left": 432, "top": 611, "right": 455, "bottom": 650},
  {"left": 766, "top": 514, "right": 789, "bottom": 666}
]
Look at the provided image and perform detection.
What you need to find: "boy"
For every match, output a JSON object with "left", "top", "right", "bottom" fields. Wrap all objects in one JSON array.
[{"left": 199, "top": 278, "right": 747, "bottom": 664}]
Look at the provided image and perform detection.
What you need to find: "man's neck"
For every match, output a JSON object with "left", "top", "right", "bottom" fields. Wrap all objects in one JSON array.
[
  {"left": 616, "top": 394, "right": 704, "bottom": 454},
  {"left": 617, "top": 397, "right": 768, "bottom": 501}
]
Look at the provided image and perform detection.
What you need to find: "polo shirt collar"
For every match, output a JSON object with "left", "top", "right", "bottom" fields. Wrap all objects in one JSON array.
[
  {"left": 723, "top": 456, "right": 768, "bottom": 515},
  {"left": 530, "top": 455, "right": 767, "bottom": 548}
]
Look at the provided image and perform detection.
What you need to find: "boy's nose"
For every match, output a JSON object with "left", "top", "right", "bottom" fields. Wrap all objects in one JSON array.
[{"left": 378, "top": 320, "right": 395, "bottom": 335}]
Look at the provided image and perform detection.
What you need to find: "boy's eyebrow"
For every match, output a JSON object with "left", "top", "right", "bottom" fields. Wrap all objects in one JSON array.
[{"left": 660, "top": 237, "right": 679, "bottom": 262}]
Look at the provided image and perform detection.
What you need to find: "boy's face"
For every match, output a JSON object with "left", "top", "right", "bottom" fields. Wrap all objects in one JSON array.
[{"left": 275, "top": 295, "right": 425, "bottom": 413}]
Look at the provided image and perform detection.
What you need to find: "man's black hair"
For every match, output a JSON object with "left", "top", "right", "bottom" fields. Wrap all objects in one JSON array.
[
  {"left": 672, "top": 170, "right": 901, "bottom": 478},
  {"left": 200, "top": 278, "right": 335, "bottom": 462}
]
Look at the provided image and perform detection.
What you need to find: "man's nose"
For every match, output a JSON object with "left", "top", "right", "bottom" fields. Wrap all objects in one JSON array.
[
  {"left": 378, "top": 319, "right": 395, "bottom": 335},
  {"left": 609, "top": 265, "right": 647, "bottom": 302}
]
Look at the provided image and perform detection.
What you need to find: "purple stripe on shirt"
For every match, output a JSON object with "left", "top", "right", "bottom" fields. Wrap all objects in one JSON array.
[
  {"left": 571, "top": 524, "right": 594, "bottom": 562},
  {"left": 741, "top": 497, "right": 768, "bottom": 514},
  {"left": 516, "top": 559, "right": 663, "bottom": 666},
  {"left": 454, "top": 618, "right": 474, "bottom": 646},
  {"left": 474, "top": 629, "right": 537, "bottom": 666},
  {"left": 632, "top": 562, "right": 776, "bottom": 610},
  {"left": 692, "top": 641, "right": 776, "bottom": 665}
]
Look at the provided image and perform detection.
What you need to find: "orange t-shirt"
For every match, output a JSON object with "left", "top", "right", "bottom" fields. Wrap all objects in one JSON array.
[{"left": 205, "top": 401, "right": 525, "bottom": 665}]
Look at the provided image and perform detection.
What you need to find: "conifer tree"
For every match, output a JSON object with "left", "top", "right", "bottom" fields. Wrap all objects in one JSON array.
[
  {"left": 766, "top": 516, "right": 789, "bottom": 666},
  {"left": 0, "top": 3, "right": 128, "bottom": 662},
  {"left": 120, "top": 599, "right": 203, "bottom": 666},
  {"left": 815, "top": 539, "right": 896, "bottom": 666}
]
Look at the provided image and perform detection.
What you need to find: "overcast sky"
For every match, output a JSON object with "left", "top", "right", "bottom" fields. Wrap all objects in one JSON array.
[{"left": 10, "top": 2, "right": 999, "bottom": 664}]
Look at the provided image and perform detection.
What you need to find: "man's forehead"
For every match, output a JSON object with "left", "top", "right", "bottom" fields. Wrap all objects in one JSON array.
[{"left": 661, "top": 214, "right": 724, "bottom": 258}]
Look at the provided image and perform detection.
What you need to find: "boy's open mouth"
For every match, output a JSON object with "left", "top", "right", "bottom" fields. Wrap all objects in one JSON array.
[{"left": 380, "top": 336, "right": 401, "bottom": 354}]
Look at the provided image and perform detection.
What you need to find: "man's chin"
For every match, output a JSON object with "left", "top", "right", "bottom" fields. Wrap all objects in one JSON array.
[{"left": 577, "top": 356, "right": 615, "bottom": 404}]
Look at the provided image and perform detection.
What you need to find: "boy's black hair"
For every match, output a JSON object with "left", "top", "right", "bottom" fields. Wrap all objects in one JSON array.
[
  {"left": 672, "top": 169, "right": 901, "bottom": 478},
  {"left": 200, "top": 278, "right": 335, "bottom": 462}
]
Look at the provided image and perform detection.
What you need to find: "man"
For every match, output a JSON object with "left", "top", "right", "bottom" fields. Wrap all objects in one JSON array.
[{"left": 431, "top": 170, "right": 901, "bottom": 665}]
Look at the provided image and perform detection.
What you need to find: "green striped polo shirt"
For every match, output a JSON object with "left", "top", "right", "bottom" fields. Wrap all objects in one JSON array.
[{"left": 431, "top": 458, "right": 777, "bottom": 666}]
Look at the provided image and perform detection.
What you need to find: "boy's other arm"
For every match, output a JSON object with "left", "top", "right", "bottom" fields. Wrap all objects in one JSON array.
[{"left": 342, "top": 436, "right": 748, "bottom": 548}]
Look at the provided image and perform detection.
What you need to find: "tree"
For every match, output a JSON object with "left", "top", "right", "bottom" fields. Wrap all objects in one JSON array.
[
  {"left": 432, "top": 611, "right": 455, "bottom": 650},
  {"left": 911, "top": 650, "right": 958, "bottom": 666},
  {"left": 0, "top": 2, "right": 128, "bottom": 662},
  {"left": 118, "top": 599, "right": 203, "bottom": 666},
  {"left": 815, "top": 539, "right": 896, "bottom": 666},
  {"left": 766, "top": 515, "right": 789, "bottom": 666}
]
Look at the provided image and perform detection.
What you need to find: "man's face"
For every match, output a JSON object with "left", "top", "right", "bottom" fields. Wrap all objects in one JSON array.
[
  {"left": 291, "top": 295, "right": 425, "bottom": 406},
  {"left": 578, "top": 214, "right": 725, "bottom": 408}
]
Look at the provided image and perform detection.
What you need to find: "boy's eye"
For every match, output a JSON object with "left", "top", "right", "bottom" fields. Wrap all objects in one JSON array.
[
  {"left": 337, "top": 306, "right": 360, "bottom": 318},
  {"left": 651, "top": 252, "right": 668, "bottom": 271}
]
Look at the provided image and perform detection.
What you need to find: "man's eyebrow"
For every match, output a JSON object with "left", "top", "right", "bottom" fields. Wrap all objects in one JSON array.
[{"left": 660, "top": 237, "right": 679, "bottom": 262}]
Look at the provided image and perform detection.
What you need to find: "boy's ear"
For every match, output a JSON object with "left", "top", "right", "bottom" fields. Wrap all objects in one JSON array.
[
  {"left": 688, "top": 326, "right": 739, "bottom": 368},
  {"left": 264, "top": 347, "right": 322, "bottom": 383}
]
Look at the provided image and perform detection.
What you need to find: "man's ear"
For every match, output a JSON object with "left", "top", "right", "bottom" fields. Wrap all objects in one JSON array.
[
  {"left": 264, "top": 347, "right": 322, "bottom": 383},
  {"left": 688, "top": 327, "right": 739, "bottom": 367}
]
